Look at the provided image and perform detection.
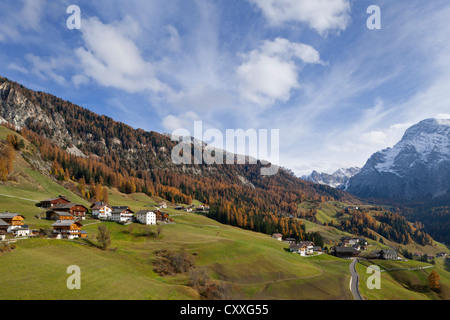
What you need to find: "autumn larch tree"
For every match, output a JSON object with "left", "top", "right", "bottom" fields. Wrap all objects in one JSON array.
[{"left": 428, "top": 270, "right": 441, "bottom": 292}]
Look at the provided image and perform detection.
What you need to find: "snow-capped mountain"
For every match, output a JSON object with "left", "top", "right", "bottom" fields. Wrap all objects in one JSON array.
[
  {"left": 346, "top": 118, "right": 450, "bottom": 200},
  {"left": 302, "top": 167, "right": 361, "bottom": 189}
]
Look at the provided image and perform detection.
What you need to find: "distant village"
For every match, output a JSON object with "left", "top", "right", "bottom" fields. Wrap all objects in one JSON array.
[
  {"left": 272, "top": 233, "right": 379, "bottom": 259},
  {"left": 0, "top": 195, "right": 209, "bottom": 241},
  {"left": 271, "top": 233, "right": 446, "bottom": 262}
]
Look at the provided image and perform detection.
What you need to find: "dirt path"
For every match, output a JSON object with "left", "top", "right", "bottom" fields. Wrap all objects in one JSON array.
[{"left": 0, "top": 193, "right": 38, "bottom": 203}]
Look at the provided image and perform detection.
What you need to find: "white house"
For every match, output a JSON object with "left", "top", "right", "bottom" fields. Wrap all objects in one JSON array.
[
  {"left": 158, "top": 201, "right": 168, "bottom": 209},
  {"left": 9, "top": 225, "right": 30, "bottom": 237},
  {"left": 135, "top": 210, "right": 157, "bottom": 225},
  {"left": 272, "top": 233, "right": 283, "bottom": 241},
  {"left": 289, "top": 241, "right": 314, "bottom": 256},
  {"left": 110, "top": 207, "right": 134, "bottom": 223},
  {"left": 91, "top": 202, "right": 112, "bottom": 220}
]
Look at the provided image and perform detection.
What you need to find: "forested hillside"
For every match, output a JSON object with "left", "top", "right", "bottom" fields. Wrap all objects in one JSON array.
[{"left": 0, "top": 76, "right": 357, "bottom": 242}]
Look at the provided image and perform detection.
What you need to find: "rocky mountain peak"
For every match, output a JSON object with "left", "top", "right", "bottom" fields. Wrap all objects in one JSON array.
[{"left": 346, "top": 118, "right": 450, "bottom": 199}]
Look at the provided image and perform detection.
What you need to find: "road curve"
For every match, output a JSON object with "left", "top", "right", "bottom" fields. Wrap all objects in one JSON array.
[{"left": 349, "top": 259, "right": 364, "bottom": 300}]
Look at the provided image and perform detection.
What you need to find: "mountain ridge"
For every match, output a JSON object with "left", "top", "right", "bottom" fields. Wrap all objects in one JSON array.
[
  {"left": 302, "top": 167, "right": 361, "bottom": 189},
  {"left": 0, "top": 75, "right": 356, "bottom": 242},
  {"left": 346, "top": 118, "right": 450, "bottom": 200}
]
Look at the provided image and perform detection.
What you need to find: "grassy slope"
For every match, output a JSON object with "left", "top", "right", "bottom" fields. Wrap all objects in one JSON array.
[
  {"left": 0, "top": 126, "right": 447, "bottom": 300},
  {"left": 0, "top": 205, "right": 354, "bottom": 300},
  {"left": 356, "top": 258, "right": 450, "bottom": 300}
]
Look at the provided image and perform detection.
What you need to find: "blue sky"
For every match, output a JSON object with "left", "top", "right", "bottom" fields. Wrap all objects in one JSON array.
[{"left": 1, "top": 0, "right": 450, "bottom": 176}]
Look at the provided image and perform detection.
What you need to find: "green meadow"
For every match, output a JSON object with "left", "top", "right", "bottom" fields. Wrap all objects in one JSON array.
[
  {"left": 356, "top": 257, "right": 450, "bottom": 300},
  {"left": 0, "top": 202, "right": 354, "bottom": 300}
]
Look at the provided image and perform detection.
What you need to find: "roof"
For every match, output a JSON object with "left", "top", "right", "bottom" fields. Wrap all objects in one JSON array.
[
  {"left": 52, "top": 211, "right": 74, "bottom": 216},
  {"left": 90, "top": 202, "right": 110, "bottom": 208},
  {"left": 0, "top": 219, "right": 9, "bottom": 226},
  {"left": 0, "top": 213, "right": 25, "bottom": 219},
  {"left": 52, "top": 220, "right": 83, "bottom": 227},
  {"left": 136, "top": 210, "right": 156, "bottom": 215},
  {"left": 91, "top": 202, "right": 111, "bottom": 210},
  {"left": 289, "top": 243, "right": 312, "bottom": 250},
  {"left": 382, "top": 249, "right": 397, "bottom": 255},
  {"left": 333, "top": 246, "right": 359, "bottom": 253},
  {"left": 53, "top": 203, "right": 87, "bottom": 210},
  {"left": 111, "top": 209, "right": 135, "bottom": 214},
  {"left": 40, "top": 195, "right": 70, "bottom": 202}
]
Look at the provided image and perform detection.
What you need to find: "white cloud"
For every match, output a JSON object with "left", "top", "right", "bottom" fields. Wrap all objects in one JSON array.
[
  {"left": 74, "top": 16, "right": 170, "bottom": 94},
  {"left": 8, "top": 63, "right": 28, "bottom": 74},
  {"left": 437, "top": 113, "right": 450, "bottom": 120},
  {"left": 25, "top": 54, "right": 68, "bottom": 85},
  {"left": 162, "top": 111, "right": 200, "bottom": 133},
  {"left": 166, "top": 25, "right": 181, "bottom": 52},
  {"left": 21, "top": 0, "right": 45, "bottom": 30},
  {"left": 249, "top": 0, "right": 351, "bottom": 35},
  {"left": 236, "top": 38, "right": 324, "bottom": 107},
  {"left": 0, "top": 0, "right": 46, "bottom": 42}
]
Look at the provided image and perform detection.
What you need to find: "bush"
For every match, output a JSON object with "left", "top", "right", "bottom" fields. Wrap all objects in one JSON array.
[
  {"left": 0, "top": 243, "right": 16, "bottom": 253},
  {"left": 153, "top": 249, "right": 195, "bottom": 276},
  {"left": 188, "top": 267, "right": 233, "bottom": 300}
]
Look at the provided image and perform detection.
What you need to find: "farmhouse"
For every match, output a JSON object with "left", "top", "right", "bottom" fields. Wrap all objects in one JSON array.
[
  {"left": 372, "top": 249, "right": 398, "bottom": 260},
  {"left": 284, "top": 238, "right": 297, "bottom": 244},
  {"left": 0, "top": 212, "right": 25, "bottom": 226},
  {"left": 135, "top": 210, "right": 157, "bottom": 225},
  {"left": 289, "top": 241, "right": 314, "bottom": 256},
  {"left": 158, "top": 201, "right": 168, "bottom": 208},
  {"left": 155, "top": 210, "right": 170, "bottom": 223},
  {"left": 91, "top": 202, "right": 112, "bottom": 220},
  {"left": 331, "top": 246, "right": 360, "bottom": 258},
  {"left": 48, "top": 203, "right": 88, "bottom": 220},
  {"left": 47, "top": 211, "right": 74, "bottom": 221},
  {"left": 111, "top": 206, "right": 134, "bottom": 223},
  {"left": 36, "top": 195, "right": 71, "bottom": 208},
  {"left": 52, "top": 220, "right": 85, "bottom": 239},
  {"left": 0, "top": 213, "right": 30, "bottom": 237},
  {"left": 0, "top": 213, "right": 30, "bottom": 236},
  {"left": 272, "top": 233, "right": 283, "bottom": 241}
]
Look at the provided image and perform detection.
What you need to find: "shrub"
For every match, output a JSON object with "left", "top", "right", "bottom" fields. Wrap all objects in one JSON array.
[{"left": 153, "top": 249, "right": 195, "bottom": 276}]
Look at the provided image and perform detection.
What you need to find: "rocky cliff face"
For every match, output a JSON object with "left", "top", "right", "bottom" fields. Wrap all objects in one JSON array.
[
  {"left": 346, "top": 119, "right": 450, "bottom": 200},
  {"left": 0, "top": 80, "right": 84, "bottom": 156}
]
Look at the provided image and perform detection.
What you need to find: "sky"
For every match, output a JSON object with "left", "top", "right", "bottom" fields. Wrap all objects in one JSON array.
[{"left": 1, "top": 0, "right": 450, "bottom": 176}]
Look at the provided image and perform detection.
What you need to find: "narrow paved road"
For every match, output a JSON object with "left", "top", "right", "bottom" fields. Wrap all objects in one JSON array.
[{"left": 349, "top": 259, "right": 363, "bottom": 300}]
